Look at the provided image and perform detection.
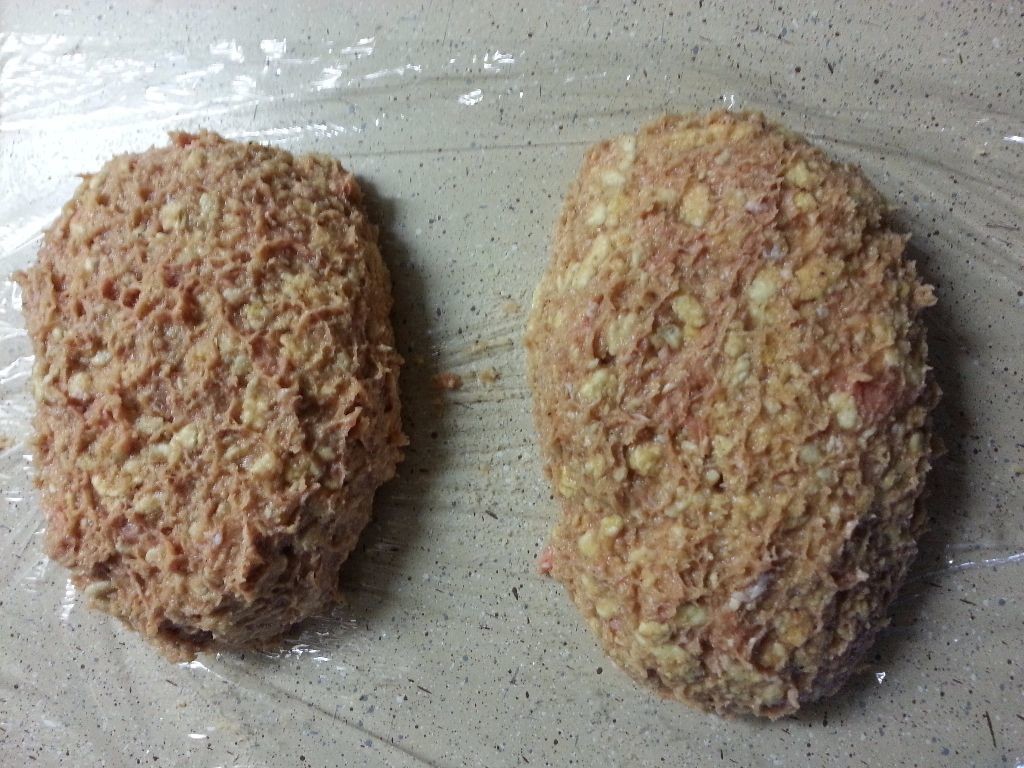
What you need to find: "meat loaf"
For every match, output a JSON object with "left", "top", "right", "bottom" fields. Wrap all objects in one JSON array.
[
  {"left": 525, "top": 111, "right": 939, "bottom": 717},
  {"left": 18, "top": 131, "right": 405, "bottom": 659}
]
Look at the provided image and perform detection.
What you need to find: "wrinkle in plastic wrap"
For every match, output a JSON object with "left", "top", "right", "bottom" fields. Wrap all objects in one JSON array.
[{"left": 1, "top": 10, "right": 1023, "bottom": 768}]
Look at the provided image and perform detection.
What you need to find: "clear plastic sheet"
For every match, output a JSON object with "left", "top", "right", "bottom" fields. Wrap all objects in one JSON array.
[{"left": 1, "top": 5, "right": 1022, "bottom": 766}]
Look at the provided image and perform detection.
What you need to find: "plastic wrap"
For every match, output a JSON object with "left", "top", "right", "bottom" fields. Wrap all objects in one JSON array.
[{"left": 1, "top": 6, "right": 1022, "bottom": 767}]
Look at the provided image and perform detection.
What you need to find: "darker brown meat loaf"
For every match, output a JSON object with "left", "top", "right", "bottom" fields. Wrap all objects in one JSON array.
[
  {"left": 525, "top": 111, "right": 939, "bottom": 717},
  {"left": 18, "top": 132, "right": 405, "bottom": 659}
]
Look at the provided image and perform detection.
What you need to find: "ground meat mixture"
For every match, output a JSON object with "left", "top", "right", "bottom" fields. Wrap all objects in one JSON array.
[
  {"left": 18, "top": 132, "right": 405, "bottom": 659},
  {"left": 525, "top": 111, "right": 939, "bottom": 717}
]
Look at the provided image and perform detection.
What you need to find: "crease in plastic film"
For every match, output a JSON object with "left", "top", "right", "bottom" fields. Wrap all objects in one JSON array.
[{"left": 0, "top": 33, "right": 523, "bottom": 140}]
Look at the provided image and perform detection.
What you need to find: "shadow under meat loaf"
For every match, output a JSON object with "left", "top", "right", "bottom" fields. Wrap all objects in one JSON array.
[
  {"left": 795, "top": 240, "right": 959, "bottom": 724},
  {"left": 332, "top": 179, "right": 449, "bottom": 626}
]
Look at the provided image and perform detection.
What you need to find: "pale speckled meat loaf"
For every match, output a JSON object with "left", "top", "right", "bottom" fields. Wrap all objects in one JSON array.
[
  {"left": 526, "top": 111, "right": 939, "bottom": 717},
  {"left": 18, "top": 131, "right": 405, "bottom": 659}
]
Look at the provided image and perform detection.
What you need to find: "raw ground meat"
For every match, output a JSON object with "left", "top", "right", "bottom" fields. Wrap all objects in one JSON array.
[
  {"left": 18, "top": 131, "right": 406, "bottom": 659},
  {"left": 525, "top": 111, "right": 939, "bottom": 717}
]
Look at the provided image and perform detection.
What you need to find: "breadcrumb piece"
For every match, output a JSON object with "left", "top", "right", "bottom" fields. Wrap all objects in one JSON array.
[
  {"left": 476, "top": 367, "right": 501, "bottom": 386},
  {"left": 433, "top": 372, "right": 464, "bottom": 391}
]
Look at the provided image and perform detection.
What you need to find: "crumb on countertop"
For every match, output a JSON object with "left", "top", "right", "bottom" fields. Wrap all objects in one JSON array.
[
  {"left": 432, "top": 372, "right": 464, "bottom": 391},
  {"left": 476, "top": 367, "right": 501, "bottom": 386}
]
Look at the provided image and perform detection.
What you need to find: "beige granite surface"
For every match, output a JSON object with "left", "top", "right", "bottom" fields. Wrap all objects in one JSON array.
[{"left": 0, "top": 2, "right": 1021, "bottom": 766}]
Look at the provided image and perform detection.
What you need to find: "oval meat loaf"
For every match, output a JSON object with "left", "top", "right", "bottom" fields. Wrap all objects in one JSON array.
[
  {"left": 19, "top": 132, "right": 405, "bottom": 659},
  {"left": 525, "top": 111, "right": 939, "bottom": 717}
]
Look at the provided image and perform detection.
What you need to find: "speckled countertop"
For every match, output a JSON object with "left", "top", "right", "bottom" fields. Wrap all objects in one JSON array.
[{"left": 0, "top": 2, "right": 1022, "bottom": 767}]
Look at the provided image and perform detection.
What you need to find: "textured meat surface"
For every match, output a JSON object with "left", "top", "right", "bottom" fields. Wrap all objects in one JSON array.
[
  {"left": 525, "top": 111, "right": 939, "bottom": 717},
  {"left": 18, "top": 132, "right": 405, "bottom": 659}
]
